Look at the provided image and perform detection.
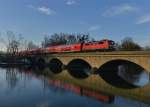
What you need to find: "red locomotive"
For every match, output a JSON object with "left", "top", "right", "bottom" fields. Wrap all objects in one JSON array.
[{"left": 18, "top": 39, "right": 115, "bottom": 56}]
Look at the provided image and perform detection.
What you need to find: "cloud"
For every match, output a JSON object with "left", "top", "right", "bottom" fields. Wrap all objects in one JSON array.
[
  {"left": 66, "top": 0, "right": 76, "bottom": 5},
  {"left": 136, "top": 15, "right": 150, "bottom": 24},
  {"left": 102, "top": 4, "right": 138, "bottom": 16},
  {"left": 37, "top": 6, "right": 55, "bottom": 15},
  {"left": 88, "top": 25, "right": 100, "bottom": 31},
  {"left": 28, "top": 5, "right": 55, "bottom": 16}
]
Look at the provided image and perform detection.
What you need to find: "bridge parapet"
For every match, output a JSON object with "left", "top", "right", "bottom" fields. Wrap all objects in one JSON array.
[{"left": 21, "top": 51, "right": 150, "bottom": 72}]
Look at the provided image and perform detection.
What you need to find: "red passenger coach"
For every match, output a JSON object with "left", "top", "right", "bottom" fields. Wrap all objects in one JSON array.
[
  {"left": 60, "top": 43, "right": 81, "bottom": 52},
  {"left": 70, "top": 43, "right": 81, "bottom": 52},
  {"left": 44, "top": 46, "right": 55, "bottom": 53},
  {"left": 44, "top": 43, "right": 81, "bottom": 53},
  {"left": 43, "top": 45, "right": 62, "bottom": 53}
]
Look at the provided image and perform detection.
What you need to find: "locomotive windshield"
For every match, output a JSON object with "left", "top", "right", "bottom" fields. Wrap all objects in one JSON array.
[{"left": 109, "top": 41, "right": 115, "bottom": 45}]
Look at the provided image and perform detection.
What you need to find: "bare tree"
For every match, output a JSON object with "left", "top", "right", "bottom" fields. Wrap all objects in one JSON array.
[
  {"left": 0, "top": 31, "right": 23, "bottom": 54},
  {"left": 114, "top": 42, "right": 121, "bottom": 51},
  {"left": 19, "top": 39, "right": 28, "bottom": 51},
  {"left": 27, "top": 41, "right": 39, "bottom": 50},
  {"left": 120, "top": 37, "right": 142, "bottom": 51}
]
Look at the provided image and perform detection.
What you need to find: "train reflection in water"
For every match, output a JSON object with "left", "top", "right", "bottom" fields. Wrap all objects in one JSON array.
[
  {"left": 22, "top": 66, "right": 114, "bottom": 104},
  {"left": 47, "top": 79, "right": 114, "bottom": 104}
]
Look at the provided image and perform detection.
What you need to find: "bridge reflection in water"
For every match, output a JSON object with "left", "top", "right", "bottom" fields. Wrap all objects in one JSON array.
[
  {"left": 1, "top": 66, "right": 150, "bottom": 107},
  {"left": 96, "top": 60, "right": 149, "bottom": 89},
  {"left": 21, "top": 60, "right": 150, "bottom": 104},
  {"left": 40, "top": 58, "right": 150, "bottom": 88}
]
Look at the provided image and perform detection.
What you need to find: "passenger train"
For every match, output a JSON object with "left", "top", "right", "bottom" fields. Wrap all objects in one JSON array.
[{"left": 18, "top": 39, "right": 115, "bottom": 56}]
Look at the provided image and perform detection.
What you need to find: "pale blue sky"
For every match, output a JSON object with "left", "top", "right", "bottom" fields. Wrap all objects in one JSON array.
[{"left": 0, "top": 0, "right": 150, "bottom": 47}]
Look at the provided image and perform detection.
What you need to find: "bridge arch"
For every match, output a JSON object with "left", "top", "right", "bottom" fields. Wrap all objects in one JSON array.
[
  {"left": 97, "top": 57, "right": 150, "bottom": 73},
  {"left": 67, "top": 59, "right": 92, "bottom": 79},
  {"left": 23, "top": 57, "right": 33, "bottom": 64},
  {"left": 48, "top": 58, "right": 63, "bottom": 74},
  {"left": 97, "top": 59, "right": 149, "bottom": 89},
  {"left": 36, "top": 57, "right": 46, "bottom": 70}
]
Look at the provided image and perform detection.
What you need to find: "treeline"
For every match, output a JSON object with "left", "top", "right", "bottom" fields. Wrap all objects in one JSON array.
[
  {"left": 116, "top": 37, "right": 143, "bottom": 51},
  {"left": 41, "top": 33, "right": 93, "bottom": 47},
  {"left": 0, "top": 31, "right": 39, "bottom": 54},
  {"left": 0, "top": 31, "right": 150, "bottom": 55}
]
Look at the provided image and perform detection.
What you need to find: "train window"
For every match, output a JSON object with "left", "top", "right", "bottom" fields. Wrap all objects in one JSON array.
[
  {"left": 85, "top": 43, "right": 90, "bottom": 45},
  {"left": 99, "top": 42, "right": 104, "bottom": 44}
]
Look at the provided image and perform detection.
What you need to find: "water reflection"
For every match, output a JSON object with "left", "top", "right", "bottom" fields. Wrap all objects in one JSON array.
[
  {"left": 6, "top": 68, "right": 19, "bottom": 90},
  {"left": 46, "top": 79, "right": 114, "bottom": 104},
  {"left": 0, "top": 66, "right": 149, "bottom": 107},
  {"left": 98, "top": 60, "right": 150, "bottom": 88},
  {"left": 118, "top": 65, "right": 149, "bottom": 87},
  {"left": 114, "top": 96, "right": 150, "bottom": 107}
]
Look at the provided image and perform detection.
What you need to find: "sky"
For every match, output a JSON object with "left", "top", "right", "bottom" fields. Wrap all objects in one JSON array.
[{"left": 0, "top": 0, "right": 150, "bottom": 50}]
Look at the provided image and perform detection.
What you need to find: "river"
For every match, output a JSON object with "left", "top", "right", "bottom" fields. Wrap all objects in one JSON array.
[{"left": 0, "top": 66, "right": 149, "bottom": 107}]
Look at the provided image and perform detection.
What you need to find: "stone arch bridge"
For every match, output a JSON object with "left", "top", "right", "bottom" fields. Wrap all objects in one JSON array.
[{"left": 27, "top": 51, "right": 150, "bottom": 72}]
